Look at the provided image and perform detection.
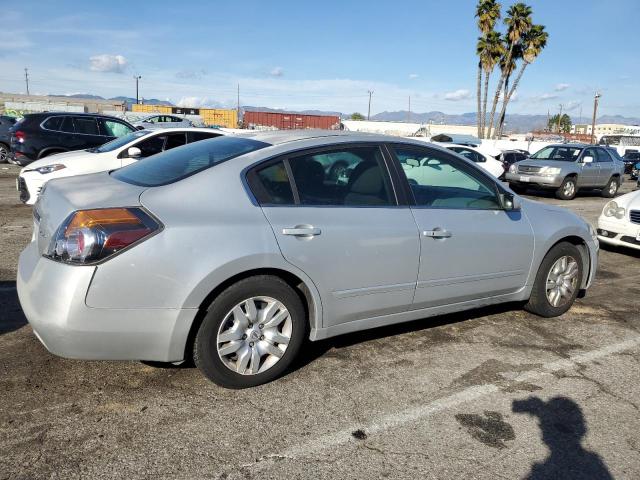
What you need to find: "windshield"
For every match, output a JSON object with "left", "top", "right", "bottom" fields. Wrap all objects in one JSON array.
[
  {"left": 90, "top": 130, "right": 151, "bottom": 153},
  {"left": 111, "top": 136, "right": 270, "bottom": 187},
  {"left": 530, "top": 146, "right": 583, "bottom": 162}
]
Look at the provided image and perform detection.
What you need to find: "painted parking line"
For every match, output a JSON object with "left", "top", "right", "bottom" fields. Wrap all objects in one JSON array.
[{"left": 235, "top": 335, "right": 640, "bottom": 471}]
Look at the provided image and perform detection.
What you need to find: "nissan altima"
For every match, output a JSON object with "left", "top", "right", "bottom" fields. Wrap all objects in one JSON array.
[{"left": 17, "top": 131, "right": 598, "bottom": 388}]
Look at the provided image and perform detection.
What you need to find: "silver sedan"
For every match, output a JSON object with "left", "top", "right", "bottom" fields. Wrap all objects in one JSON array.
[
  {"left": 133, "top": 114, "right": 192, "bottom": 130},
  {"left": 17, "top": 131, "right": 598, "bottom": 388}
]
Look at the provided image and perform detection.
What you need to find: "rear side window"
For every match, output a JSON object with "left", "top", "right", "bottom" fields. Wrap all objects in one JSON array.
[
  {"left": 60, "top": 116, "right": 75, "bottom": 133},
  {"left": 99, "top": 119, "right": 133, "bottom": 137},
  {"left": 250, "top": 161, "right": 294, "bottom": 205},
  {"left": 74, "top": 117, "right": 99, "bottom": 135},
  {"left": 43, "top": 116, "right": 63, "bottom": 131},
  {"left": 112, "top": 136, "right": 269, "bottom": 186},
  {"left": 189, "top": 131, "right": 221, "bottom": 142},
  {"left": 596, "top": 149, "right": 612, "bottom": 162}
]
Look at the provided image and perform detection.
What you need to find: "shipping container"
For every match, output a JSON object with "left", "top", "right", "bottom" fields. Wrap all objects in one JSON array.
[
  {"left": 199, "top": 108, "right": 238, "bottom": 128},
  {"left": 243, "top": 111, "right": 340, "bottom": 130},
  {"left": 132, "top": 104, "right": 172, "bottom": 114}
]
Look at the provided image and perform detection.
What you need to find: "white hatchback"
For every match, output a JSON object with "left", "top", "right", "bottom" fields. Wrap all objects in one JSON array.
[
  {"left": 18, "top": 128, "right": 225, "bottom": 205},
  {"left": 597, "top": 190, "right": 640, "bottom": 251}
]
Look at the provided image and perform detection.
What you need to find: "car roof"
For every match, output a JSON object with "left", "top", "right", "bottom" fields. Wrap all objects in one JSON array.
[
  {"left": 138, "top": 127, "right": 226, "bottom": 135},
  {"left": 237, "top": 129, "right": 393, "bottom": 146},
  {"left": 24, "top": 111, "right": 134, "bottom": 123},
  {"left": 545, "top": 143, "right": 591, "bottom": 148}
]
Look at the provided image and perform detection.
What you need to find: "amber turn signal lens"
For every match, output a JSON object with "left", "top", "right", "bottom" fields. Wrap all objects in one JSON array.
[{"left": 65, "top": 208, "right": 140, "bottom": 235}]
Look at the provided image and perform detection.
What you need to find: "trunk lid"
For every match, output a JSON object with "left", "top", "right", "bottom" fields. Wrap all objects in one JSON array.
[{"left": 34, "top": 172, "right": 148, "bottom": 254}]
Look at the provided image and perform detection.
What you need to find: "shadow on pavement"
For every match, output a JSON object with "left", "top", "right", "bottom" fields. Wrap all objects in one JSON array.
[
  {"left": 513, "top": 396, "right": 613, "bottom": 480},
  {"left": 0, "top": 281, "right": 27, "bottom": 335}
]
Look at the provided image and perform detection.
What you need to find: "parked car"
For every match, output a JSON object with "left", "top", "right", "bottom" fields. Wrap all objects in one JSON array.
[
  {"left": 632, "top": 162, "right": 640, "bottom": 181},
  {"left": 623, "top": 151, "right": 640, "bottom": 175},
  {"left": 505, "top": 144, "right": 625, "bottom": 200},
  {"left": 132, "top": 115, "right": 192, "bottom": 130},
  {"left": 8, "top": 112, "right": 135, "bottom": 167},
  {"left": 0, "top": 115, "right": 17, "bottom": 163},
  {"left": 440, "top": 143, "right": 505, "bottom": 178},
  {"left": 17, "top": 128, "right": 225, "bottom": 205},
  {"left": 597, "top": 190, "right": 640, "bottom": 251},
  {"left": 17, "top": 131, "right": 598, "bottom": 388},
  {"left": 498, "top": 149, "right": 530, "bottom": 174}
]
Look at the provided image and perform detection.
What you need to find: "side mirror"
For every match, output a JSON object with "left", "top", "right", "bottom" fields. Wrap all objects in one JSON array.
[
  {"left": 582, "top": 155, "right": 594, "bottom": 164},
  {"left": 126, "top": 147, "right": 142, "bottom": 158},
  {"left": 501, "top": 192, "right": 521, "bottom": 211}
]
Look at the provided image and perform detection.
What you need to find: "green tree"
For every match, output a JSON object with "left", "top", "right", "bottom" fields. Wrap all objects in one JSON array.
[
  {"left": 548, "top": 113, "right": 572, "bottom": 133},
  {"left": 350, "top": 112, "right": 365, "bottom": 120},
  {"left": 486, "top": 2, "right": 532, "bottom": 139},
  {"left": 475, "top": 0, "right": 501, "bottom": 138},
  {"left": 496, "top": 24, "right": 548, "bottom": 137}
]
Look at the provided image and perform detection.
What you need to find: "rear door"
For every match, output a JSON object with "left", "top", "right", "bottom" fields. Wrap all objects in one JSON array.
[
  {"left": 249, "top": 143, "right": 420, "bottom": 327},
  {"left": 72, "top": 116, "right": 103, "bottom": 148},
  {"left": 594, "top": 147, "right": 614, "bottom": 184},
  {"left": 390, "top": 144, "right": 534, "bottom": 308},
  {"left": 579, "top": 147, "right": 601, "bottom": 186}
]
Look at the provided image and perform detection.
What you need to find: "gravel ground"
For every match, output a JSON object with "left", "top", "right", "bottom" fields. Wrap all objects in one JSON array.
[{"left": 1, "top": 163, "right": 639, "bottom": 479}]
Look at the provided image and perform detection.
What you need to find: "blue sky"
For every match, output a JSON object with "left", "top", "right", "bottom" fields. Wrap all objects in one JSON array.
[{"left": 1, "top": 0, "right": 639, "bottom": 117}]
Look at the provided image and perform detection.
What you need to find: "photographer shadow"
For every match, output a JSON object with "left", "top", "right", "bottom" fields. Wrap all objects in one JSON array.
[{"left": 513, "top": 396, "right": 613, "bottom": 480}]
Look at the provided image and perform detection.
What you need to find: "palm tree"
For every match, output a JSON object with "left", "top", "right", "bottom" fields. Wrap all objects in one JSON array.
[
  {"left": 496, "top": 24, "right": 548, "bottom": 136},
  {"left": 486, "top": 2, "right": 532, "bottom": 138},
  {"left": 477, "top": 31, "right": 505, "bottom": 139},
  {"left": 496, "top": 43, "right": 523, "bottom": 137},
  {"left": 475, "top": 0, "right": 501, "bottom": 138}
]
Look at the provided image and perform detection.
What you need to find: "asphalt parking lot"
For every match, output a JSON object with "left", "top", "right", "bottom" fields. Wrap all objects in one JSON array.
[{"left": 1, "top": 164, "right": 639, "bottom": 480}]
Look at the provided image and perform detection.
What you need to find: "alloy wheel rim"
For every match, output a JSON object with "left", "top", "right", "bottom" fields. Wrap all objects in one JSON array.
[
  {"left": 609, "top": 182, "right": 617, "bottom": 194},
  {"left": 216, "top": 296, "right": 292, "bottom": 375},
  {"left": 545, "top": 255, "right": 579, "bottom": 308},
  {"left": 564, "top": 181, "right": 575, "bottom": 197},
  {"left": 0, "top": 146, "right": 6, "bottom": 162}
]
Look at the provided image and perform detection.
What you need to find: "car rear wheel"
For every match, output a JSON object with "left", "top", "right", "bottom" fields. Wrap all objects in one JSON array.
[
  {"left": 601, "top": 177, "right": 619, "bottom": 198},
  {"left": 0, "top": 143, "right": 8, "bottom": 163},
  {"left": 555, "top": 177, "right": 577, "bottom": 200},
  {"left": 524, "top": 242, "right": 583, "bottom": 317},
  {"left": 193, "top": 275, "right": 306, "bottom": 388}
]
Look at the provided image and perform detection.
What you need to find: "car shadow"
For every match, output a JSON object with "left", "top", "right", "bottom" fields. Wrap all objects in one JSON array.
[
  {"left": 289, "top": 301, "right": 523, "bottom": 374},
  {"left": 0, "top": 281, "right": 28, "bottom": 336},
  {"left": 513, "top": 396, "right": 614, "bottom": 480}
]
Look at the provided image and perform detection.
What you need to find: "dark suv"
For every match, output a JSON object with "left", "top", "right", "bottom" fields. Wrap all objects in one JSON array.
[
  {"left": 0, "top": 115, "right": 17, "bottom": 163},
  {"left": 9, "top": 112, "right": 135, "bottom": 166},
  {"left": 622, "top": 151, "right": 640, "bottom": 174}
]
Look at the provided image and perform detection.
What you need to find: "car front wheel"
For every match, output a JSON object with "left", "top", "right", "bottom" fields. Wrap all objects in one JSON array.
[
  {"left": 193, "top": 275, "right": 306, "bottom": 388},
  {"left": 524, "top": 242, "right": 583, "bottom": 317}
]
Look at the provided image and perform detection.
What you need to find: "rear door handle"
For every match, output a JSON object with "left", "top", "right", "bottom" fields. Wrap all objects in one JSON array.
[
  {"left": 282, "top": 226, "right": 321, "bottom": 237},
  {"left": 423, "top": 228, "right": 452, "bottom": 239}
]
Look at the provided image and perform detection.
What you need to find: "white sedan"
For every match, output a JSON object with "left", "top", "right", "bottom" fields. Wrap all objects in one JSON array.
[
  {"left": 597, "top": 190, "right": 640, "bottom": 251},
  {"left": 440, "top": 144, "right": 505, "bottom": 178},
  {"left": 18, "top": 128, "right": 224, "bottom": 205}
]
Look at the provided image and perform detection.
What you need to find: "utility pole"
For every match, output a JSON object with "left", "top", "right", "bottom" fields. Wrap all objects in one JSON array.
[
  {"left": 407, "top": 96, "right": 411, "bottom": 123},
  {"left": 24, "top": 68, "right": 30, "bottom": 96},
  {"left": 591, "top": 92, "right": 601, "bottom": 144},
  {"left": 133, "top": 75, "right": 142, "bottom": 104},
  {"left": 367, "top": 90, "right": 373, "bottom": 120},
  {"left": 557, "top": 104, "right": 563, "bottom": 134},
  {"left": 237, "top": 83, "right": 241, "bottom": 127}
]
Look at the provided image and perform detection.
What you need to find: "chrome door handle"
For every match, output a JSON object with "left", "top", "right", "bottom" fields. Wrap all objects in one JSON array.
[
  {"left": 282, "top": 226, "right": 321, "bottom": 237},
  {"left": 423, "top": 229, "right": 452, "bottom": 239}
]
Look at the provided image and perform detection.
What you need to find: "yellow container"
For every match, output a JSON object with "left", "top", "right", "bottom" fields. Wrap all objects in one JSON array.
[
  {"left": 200, "top": 108, "right": 237, "bottom": 128},
  {"left": 132, "top": 104, "right": 172, "bottom": 114}
]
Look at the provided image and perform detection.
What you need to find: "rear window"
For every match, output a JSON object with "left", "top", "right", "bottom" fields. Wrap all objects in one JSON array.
[{"left": 111, "top": 136, "right": 270, "bottom": 187}]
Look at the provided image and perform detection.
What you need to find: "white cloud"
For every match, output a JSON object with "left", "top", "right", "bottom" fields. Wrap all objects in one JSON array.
[
  {"left": 409, "top": 73, "right": 419, "bottom": 79},
  {"left": 176, "top": 69, "right": 207, "bottom": 80},
  {"left": 535, "top": 93, "right": 559, "bottom": 101},
  {"left": 269, "top": 66, "right": 284, "bottom": 77},
  {"left": 555, "top": 83, "right": 570, "bottom": 92},
  {"left": 444, "top": 89, "right": 471, "bottom": 101},
  {"left": 89, "top": 54, "right": 128, "bottom": 73},
  {"left": 563, "top": 101, "right": 582, "bottom": 111}
]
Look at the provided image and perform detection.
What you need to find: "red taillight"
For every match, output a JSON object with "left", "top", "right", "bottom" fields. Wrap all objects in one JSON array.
[{"left": 14, "top": 130, "right": 25, "bottom": 143}]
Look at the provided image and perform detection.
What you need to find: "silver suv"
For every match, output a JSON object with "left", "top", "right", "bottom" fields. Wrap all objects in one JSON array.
[
  {"left": 505, "top": 144, "right": 624, "bottom": 200},
  {"left": 17, "top": 132, "right": 598, "bottom": 388}
]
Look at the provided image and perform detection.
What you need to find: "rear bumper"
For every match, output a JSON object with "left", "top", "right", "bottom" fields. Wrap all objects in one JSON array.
[
  {"left": 17, "top": 241, "right": 197, "bottom": 362},
  {"left": 505, "top": 172, "right": 563, "bottom": 188}
]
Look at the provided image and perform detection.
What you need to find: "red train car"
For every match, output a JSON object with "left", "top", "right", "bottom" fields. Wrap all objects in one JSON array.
[{"left": 243, "top": 111, "right": 340, "bottom": 130}]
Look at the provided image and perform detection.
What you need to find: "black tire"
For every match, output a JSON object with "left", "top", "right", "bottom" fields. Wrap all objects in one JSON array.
[
  {"left": 509, "top": 183, "right": 527, "bottom": 194},
  {"left": 0, "top": 143, "right": 9, "bottom": 163},
  {"left": 555, "top": 176, "right": 577, "bottom": 200},
  {"left": 601, "top": 177, "right": 619, "bottom": 198},
  {"left": 193, "top": 275, "right": 306, "bottom": 389},
  {"left": 524, "top": 242, "right": 583, "bottom": 318}
]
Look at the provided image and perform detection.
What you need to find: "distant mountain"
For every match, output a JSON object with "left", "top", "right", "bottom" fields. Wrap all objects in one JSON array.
[
  {"left": 593, "top": 115, "right": 640, "bottom": 126},
  {"left": 50, "top": 94, "right": 174, "bottom": 109}
]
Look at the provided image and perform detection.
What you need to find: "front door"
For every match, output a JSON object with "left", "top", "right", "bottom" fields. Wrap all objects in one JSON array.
[
  {"left": 251, "top": 144, "right": 420, "bottom": 327},
  {"left": 389, "top": 144, "right": 534, "bottom": 309}
]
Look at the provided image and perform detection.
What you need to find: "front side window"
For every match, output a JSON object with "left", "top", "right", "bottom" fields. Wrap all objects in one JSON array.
[
  {"left": 189, "top": 131, "right": 222, "bottom": 142},
  {"left": 100, "top": 119, "right": 133, "bottom": 137},
  {"left": 393, "top": 145, "right": 501, "bottom": 209},
  {"left": 95, "top": 130, "right": 150, "bottom": 153},
  {"left": 530, "top": 146, "right": 582, "bottom": 161},
  {"left": 450, "top": 146, "right": 485, "bottom": 163},
  {"left": 112, "top": 136, "right": 269, "bottom": 187},
  {"left": 164, "top": 133, "right": 187, "bottom": 150},
  {"left": 288, "top": 146, "right": 394, "bottom": 206},
  {"left": 74, "top": 117, "right": 99, "bottom": 135},
  {"left": 135, "top": 134, "right": 167, "bottom": 157}
]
